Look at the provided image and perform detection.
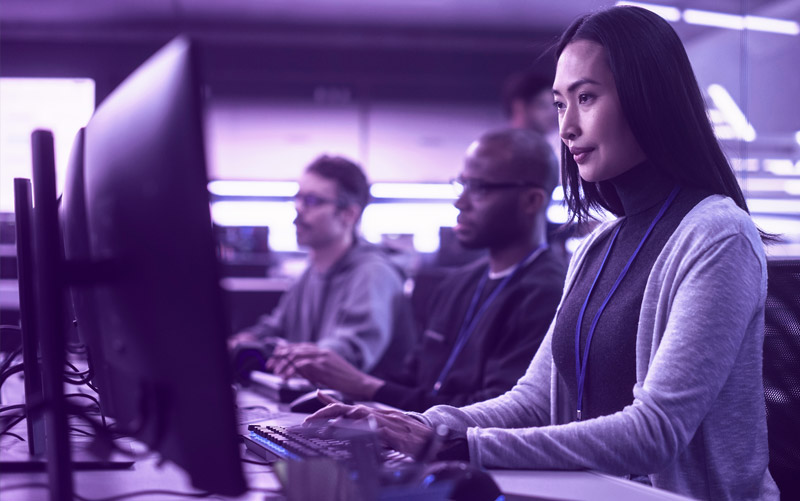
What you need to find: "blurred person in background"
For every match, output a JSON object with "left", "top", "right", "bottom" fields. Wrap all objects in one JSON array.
[{"left": 230, "top": 155, "right": 414, "bottom": 378}]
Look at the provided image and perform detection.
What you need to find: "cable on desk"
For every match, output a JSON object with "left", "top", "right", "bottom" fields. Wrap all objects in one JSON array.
[
  {"left": 0, "top": 482, "right": 51, "bottom": 496},
  {"left": 70, "top": 426, "right": 96, "bottom": 438},
  {"left": 0, "top": 413, "right": 26, "bottom": 439},
  {"left": 0, "top": 483, "right": 226, "bottom": 501},
  {"left": 74, "top": 489, "right": 223, "bottom": 501},
  {"left": 0, "top": 363, "right": 25, "bottom": 393},
  {"left": 65, "top": 360, "right": 92, "bottom": 376},
  {"left": 65, "top": 365, "right": 94, "bottom": 385},
  {"left": 1, "top": 430, "right": 24, "bottom": 441},
  {"left": 65, "top": 391, "right": 107, "bottom": 427},
  {"left": 0, "top": 403, "right": 26, "bottom": 414},
  {"left": 66, "top": 392, "right": 103, "bottom": 411},
  {"left": 66, "top": 406, "right": 152, "bottom": 459},
  {"left": 64, "top": 384, "right": 108, "bottom": 428},
  {"left": 0, "top": 346, "right": 22, "bottom": 374}
]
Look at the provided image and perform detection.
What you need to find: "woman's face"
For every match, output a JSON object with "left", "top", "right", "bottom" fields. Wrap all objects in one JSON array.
[{"left": 553, "top": 40, "right": 646, "bottom": 183}]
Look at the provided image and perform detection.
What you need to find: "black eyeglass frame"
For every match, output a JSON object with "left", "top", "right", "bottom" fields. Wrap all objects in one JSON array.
[{"left": 292, "top": 192, "right": 348, "bottom": 209}]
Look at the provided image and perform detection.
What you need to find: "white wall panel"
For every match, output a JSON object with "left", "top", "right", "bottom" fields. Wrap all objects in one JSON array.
[
  {"left": 366, "top": 103, "right": 503, "bottom": 182},
  {"left": 205, "top": 100, "right": 361, "bottom": 181}
]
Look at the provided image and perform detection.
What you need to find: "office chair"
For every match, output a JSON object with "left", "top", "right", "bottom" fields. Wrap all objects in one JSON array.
[{"left": 763, "top": 257, "right": 800, "bottom": 500}]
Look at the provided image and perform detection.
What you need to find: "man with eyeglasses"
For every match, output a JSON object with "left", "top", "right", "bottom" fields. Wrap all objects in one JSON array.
[
  {"left": 272, "top": 128, "right": 566, "bottom": 412},
  {"left": 230, "top": 155, "right": 414, "bottom": 379}
]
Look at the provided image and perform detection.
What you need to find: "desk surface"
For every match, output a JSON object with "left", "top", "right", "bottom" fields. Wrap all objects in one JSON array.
[{"left": 1, "top": 379, "right": 693, "bottom": 501}]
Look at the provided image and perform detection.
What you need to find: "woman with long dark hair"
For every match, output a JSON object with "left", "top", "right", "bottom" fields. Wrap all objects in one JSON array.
[{"left": 309, "top": 6, "right": 779, "bottom": 499}]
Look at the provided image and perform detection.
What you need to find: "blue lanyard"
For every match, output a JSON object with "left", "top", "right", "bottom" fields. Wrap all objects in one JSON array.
[
  {"left": 431, "top": 244, "right": 547, "bottom": 395},
  {"left": 574, "top": 186, "right": 680, "bottom": 420}
]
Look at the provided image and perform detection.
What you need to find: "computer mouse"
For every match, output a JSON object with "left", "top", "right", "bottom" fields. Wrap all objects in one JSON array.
[
  {"left": 418, "top": 461, "right": 503, "bottom": 501},
  {"left": 288, "top": 389, "right": 349, "bottom": 414}
]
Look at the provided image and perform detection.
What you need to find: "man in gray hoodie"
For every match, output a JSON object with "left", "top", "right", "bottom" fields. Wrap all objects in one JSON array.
[{"left": 231, "top": 155, "right": 414, "bottom": 377}]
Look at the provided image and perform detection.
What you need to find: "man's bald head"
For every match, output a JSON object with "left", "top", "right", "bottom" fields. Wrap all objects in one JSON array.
[{"left": 470, "top": 128, "right": 559, "bottom": 198}]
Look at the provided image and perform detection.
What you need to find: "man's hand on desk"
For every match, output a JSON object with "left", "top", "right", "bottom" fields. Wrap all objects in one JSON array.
[
  {"left": 305, "top": 391, "right": 434, "bottom": 457},
  {"left": 267, "top": 343, "right": 385, "bottom": 400}
]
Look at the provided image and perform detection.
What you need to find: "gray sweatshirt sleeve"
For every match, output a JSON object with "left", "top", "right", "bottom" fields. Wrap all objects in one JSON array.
[
  {"left": 424, "top": 220, "right": 766, "bottom": 475},
  {"left": 316, "top": 259, "right": 405, "bottom": 372}
]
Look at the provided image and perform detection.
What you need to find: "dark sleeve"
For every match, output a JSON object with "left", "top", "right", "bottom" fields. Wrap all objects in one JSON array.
[{"left": 375, "top": 264, "right": 564, "bottom": 412}]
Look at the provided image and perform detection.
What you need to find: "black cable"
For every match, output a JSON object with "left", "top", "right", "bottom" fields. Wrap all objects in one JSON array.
[
  {"left": 66, "top": 407, "right": 143, "bottom": 458},
  {"left": 0, "top": 484, "right": 223, "bottom": 501},
  {"left": 65, "top": 360, "right": 94, "bottom": 385},
  {"left": 73, "top": 489, "right": 218, "bottom": 501},
  {"left": 64, "top": 392, "right": 107, "bottom": 428},
  {"left": 0, "top": 363, "right": 25, "bottom": 390},
  {"left": 70, "top": 426, "right": 95, "bottom": 437},
  {"left": 2, "top": 431, "right": 24, "bottom": 441},
  {"left": 66, "top": 360, "right": 92, "bottom": 376},
  {"left": 0, "top": 483, "right": 50, "bottom": 495},
  {"left": 0, "top": 413, "right": 26, "bottom": 437},
  {"left": 66, "top": 392, "right": 103, "bottom": 409},
  {"left": 66, "top": 376, "right": 94, "bottom": 385},
  {"left": 0, "top": 403, "right": 26, "bottom": 414},
  {"left": 240, "top": 457, "right": 272, "bottom": 466},
  {"left": 0, "top": 346, "right": 22, "bottom": 374}
]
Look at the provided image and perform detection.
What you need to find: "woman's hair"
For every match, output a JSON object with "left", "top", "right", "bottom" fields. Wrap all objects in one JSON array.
[{"left": 556, "top": 6, "right": 751, "bottom": 225}]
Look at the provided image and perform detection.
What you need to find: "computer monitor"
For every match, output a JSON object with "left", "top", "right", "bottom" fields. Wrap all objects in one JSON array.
[
  {"left": 63, "top": 36, "right": 246, "bottom": 495},
  {"left": 60, "top": 127, "right": 122, "bottom": 419}
]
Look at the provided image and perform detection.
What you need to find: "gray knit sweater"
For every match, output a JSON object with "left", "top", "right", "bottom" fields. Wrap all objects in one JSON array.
[{"left": 416, "top": 195, "right": 779, "bottom": 500}]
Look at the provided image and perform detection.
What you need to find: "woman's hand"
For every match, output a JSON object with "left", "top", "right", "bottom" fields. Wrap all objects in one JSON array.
[{"left": 305, "top": 392, "right": 433, "bottom": 457}]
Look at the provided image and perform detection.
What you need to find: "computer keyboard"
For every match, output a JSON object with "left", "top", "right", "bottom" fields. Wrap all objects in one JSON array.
[{"left": 244, "top": 423, "right": 411, "bottom": 467}]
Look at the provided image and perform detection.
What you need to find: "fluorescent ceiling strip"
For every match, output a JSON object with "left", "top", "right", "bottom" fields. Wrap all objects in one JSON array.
[
  {"left": 684, "top": 9, "right": 799, "bottom": 35},
  {"left": 370, "top": 183, "right": 455, "bottom": 200},
  {"left": 615, "top": 2, "right": 681, "bottom": 22},
  {"left": 747, "top": 198, "right": 800, "bottom": 214},
  {"left": 744, "top": 15, "right": 800, "bottom": 35},
  {"left": 684, "top": 9, "right": 744, "bottom": 30},
  {"left": 210, "top": 200, "right": 296, "bottom": 226},
  {"left": 707, "top": 84, "right": 756, "bottom": 142},
  {"left": 207, "top": 180, "right": 298, "bottom": 197},
  {"left": 742, "top": 178, "right": 800, "bottom": 195}
]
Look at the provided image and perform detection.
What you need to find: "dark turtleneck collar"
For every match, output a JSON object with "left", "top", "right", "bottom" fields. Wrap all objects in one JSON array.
[{"left": 610, "top": 159, "right": 677, "bottom": 217}]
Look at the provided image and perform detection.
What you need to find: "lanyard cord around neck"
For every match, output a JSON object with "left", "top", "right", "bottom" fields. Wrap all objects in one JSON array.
[
  {"left": 574, "top": 185, "right": 680, "bottom": 421},
  {"left": 431, "top": 244, "right": 547, "bottom": 395}
]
